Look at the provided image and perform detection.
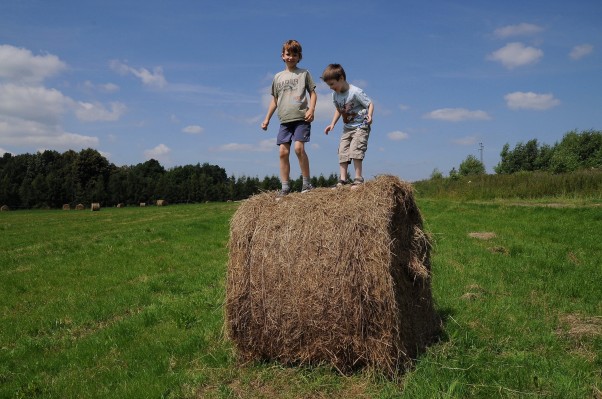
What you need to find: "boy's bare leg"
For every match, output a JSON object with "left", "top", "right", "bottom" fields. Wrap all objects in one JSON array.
[
  {"left": 339, "top": 162, "right": 349, "bottom": 182},
  {"left": 353, "top": 158, "right": 363, "bottom": 181},
  {"left": 279, "top": 143, "right": 291, "bottom": 183},
  {"left": 294, "top": 141, "right": 310, "bottom": 178}
]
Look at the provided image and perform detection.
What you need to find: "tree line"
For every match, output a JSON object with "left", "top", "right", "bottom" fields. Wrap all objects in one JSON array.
[
  {"left": 0, "top": 149, "right": 338, "bottom": 209},
  {"left": 431, "top": 129, "right": 601, "bottom": 179}
]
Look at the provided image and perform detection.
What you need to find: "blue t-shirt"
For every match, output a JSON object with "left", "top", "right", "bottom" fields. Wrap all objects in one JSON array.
[{"left": 332, "top": 84, "right": 372, "bottom": 129}]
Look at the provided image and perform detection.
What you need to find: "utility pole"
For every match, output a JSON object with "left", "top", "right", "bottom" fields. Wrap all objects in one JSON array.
[{"left": 479, "top": 142, "right": 484, "bottom": 165}]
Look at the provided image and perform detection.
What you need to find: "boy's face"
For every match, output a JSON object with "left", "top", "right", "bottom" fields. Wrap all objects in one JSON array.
[
  {"left": 282, "top": 50, "right": 300, "bottom": 67},
  {"left": 325, "top": 78, "right": 347, "bottom": 93}
]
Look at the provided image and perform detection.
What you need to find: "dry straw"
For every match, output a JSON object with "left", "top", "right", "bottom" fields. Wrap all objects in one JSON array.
[{"left": 225, "top": 175, "right": 441, "bottom": 376}]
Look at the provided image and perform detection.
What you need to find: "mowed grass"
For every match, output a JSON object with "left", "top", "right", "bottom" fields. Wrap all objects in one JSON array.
[{"left": 0, "top": 200, "right": 600, "bottom": 398}]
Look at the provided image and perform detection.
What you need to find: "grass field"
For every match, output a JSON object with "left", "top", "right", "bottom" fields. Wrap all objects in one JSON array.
[{"left": 0, "top": 199, "right": 600, "bottom": 398}]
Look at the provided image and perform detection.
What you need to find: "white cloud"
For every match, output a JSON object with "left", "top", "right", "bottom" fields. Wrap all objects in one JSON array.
[
  {"left": 494, "top": 23, "right": 543, "bottom": 38},
  {"left": 452, "top": 136, "right": 478, "bottom": 146},
  {"left": 0, "top": 83, "right": 69, "bottom": 124},
  {"left": 110, "top": 60, "right": 167, "bottom": 88},
  {"left": 488, "top": 42, "right": 543, "bottom": 69},
  {"left": 0, "top": 147, "right": 8, "bottom": 156},
  {"left": 213, "top": 139, "right": 274, "bottom": 152},
  {"left": 182, "top": 125, "right": 203, "bottom": 134},
  {"left": 504, "top": 91, "right": 560, "bottom": 110},
  {"left": 144, "top": 144, "right": 171, "bottom": 163},
  {"left": 398, "top": 104, "right": 409, "bottom": 111},
  {"left": 0, "top": 44, "right": 66, "bottom": 84},
  {"left": 424, "top": 108, "right": 491, "bottom": 122},
  {"left": 0, "top": 116, "right": 98, "bottom": 148},
  {"left": 76, "top": 101, "right": 126, "bottom": 121},
  {"left": 569, "top": 44, "right": 593, "bottom": 60},
  {"left": 387, "top": 131, "right": 409, "bottom": 141}
]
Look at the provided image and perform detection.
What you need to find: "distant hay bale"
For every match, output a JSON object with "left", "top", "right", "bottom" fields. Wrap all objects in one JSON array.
[
  {"left": 0, "top": 205, "right": 9, "bottom": 212},
  {"left": 116, "top": 203, "right": 125, "bottom": 208},
  {"left": 156, "top": 199, "right": 167, "bottom": 206},
  {"left": 91, "top": 203, "right": 101, "bottom": 211},
  {"left": 75, "top": 204, "right": 85, "bottom": 210},
  {"left": 62, "top": 204, "right": 71, "bottom": 211},
  {"left": 226, "top": 175, "right": 441, "bottom": 376},
  {"left": 140, "top": 202, "right": 146, "bottom": 207}
]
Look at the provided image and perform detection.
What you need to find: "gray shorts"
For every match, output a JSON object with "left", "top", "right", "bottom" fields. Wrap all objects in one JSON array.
[
  {"left": 277, "top": 121, "right": 311, "bottom": 145},
  {"left": 338, "top": 126, "right": 370, "bottom": 163}
]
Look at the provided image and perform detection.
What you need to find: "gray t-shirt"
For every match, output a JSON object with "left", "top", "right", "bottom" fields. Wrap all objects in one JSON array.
[
  {"left": 271, "top": 67, "right": 316, "bottom": 124},
  {"left": 332, "top": 84, "right": 372, "bottom": 129}
]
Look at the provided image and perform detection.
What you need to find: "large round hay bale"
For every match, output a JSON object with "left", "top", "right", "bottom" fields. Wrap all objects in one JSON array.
[
  {"left": 62, "top": 204, "right": 71, "bottom": 211},
  {"left": 75, "top": 203, "right": 85, "bottom": 210},
  {"left": 156, "top": 199, "right": 167, "bottom": 206},
  {"left": 226, "top": 175, "right": 441, "bottom": 376},
  {"left": 0, "top": 205, "right": 9, "bottom": 211},
  {"left": 91, "top": 202, "right": 100, "bottom": 211}
]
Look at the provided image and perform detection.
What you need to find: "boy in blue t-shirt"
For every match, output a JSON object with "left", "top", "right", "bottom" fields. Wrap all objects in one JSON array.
[{"left": 322, "top": 63, "right": 374, "bottom": 187}]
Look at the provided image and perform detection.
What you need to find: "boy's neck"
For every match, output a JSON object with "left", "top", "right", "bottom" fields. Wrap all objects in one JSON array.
[{"left": 285, "top": 64, "right": 298, "bottom": 72}]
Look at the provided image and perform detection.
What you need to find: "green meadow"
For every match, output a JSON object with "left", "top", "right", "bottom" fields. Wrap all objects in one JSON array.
[{"left": 1, "top": 199, "right": 600, "bottom": 398}]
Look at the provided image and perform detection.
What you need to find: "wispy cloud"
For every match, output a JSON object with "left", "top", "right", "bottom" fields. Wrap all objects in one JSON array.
[
  {"left": 569, "top": 44, "right": 593, "bottom": 60},
  {"left": 387, "top": 131, "right": 410, "bottom": 141},
  {"left": 76, "top": 101, "right": 126, "bottom": 122},
  {"left": 213, "top": 139, "right": 274, "bottom": 152},
  {"left": 424, "top": 108, "right": 491, "bottom": 122},
  {"left": 110, "top": 60, "right": 167, "bottom": 88},
  {"left": 83, "top": 80, "right": 120, "bottom": 93},
  {"left": 488, "top": 42, "right": 543, "bottom": 69},
  {"left": 505, "top": 91, "right": 560, "bottom": 110},
  {"left": 494, "top": 23, "right": 543, "bottom": 38},
  {"left": 452, "top": 136, "right": 478, "bottom": 146},
  {"left": 182, "top": 125, "right": 203, "bottom": 134}
]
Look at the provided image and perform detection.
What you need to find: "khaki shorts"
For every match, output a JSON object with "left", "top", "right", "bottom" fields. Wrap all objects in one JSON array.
[{"left": 338, "top": 126, "right": 370, "bottom": 163}]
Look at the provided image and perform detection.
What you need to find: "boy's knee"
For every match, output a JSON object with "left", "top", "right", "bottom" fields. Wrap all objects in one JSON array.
[{"left": 294, "top": 142, "right": 306, "bottom": 156}]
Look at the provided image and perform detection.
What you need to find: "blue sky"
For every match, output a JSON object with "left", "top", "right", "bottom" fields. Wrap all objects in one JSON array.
[{"left": 1, "top": 1, "right": 600, "bottom": 181}]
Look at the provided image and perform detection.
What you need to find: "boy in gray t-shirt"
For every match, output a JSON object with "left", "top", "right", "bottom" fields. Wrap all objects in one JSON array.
[{"left": 262, "top": 39, "right": 317, "bottom": 196}]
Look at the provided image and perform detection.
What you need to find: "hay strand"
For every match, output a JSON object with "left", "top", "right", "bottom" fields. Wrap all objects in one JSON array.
[{"left": 225, "top": 175, "right": 441, "bottom": 376}]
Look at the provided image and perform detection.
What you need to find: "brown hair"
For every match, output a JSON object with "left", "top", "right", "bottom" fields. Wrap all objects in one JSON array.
[
  {"left": 321, "top": 63, "right": 346, "bottom": 82},
  {"left": 282, "top": 39, "right": 302, "bottom": 61}
]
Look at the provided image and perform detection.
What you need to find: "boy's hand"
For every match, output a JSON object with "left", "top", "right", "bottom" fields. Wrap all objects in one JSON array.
[
  {"left": 304, "top": 109, "right": 314, "bottom": 122},
  {"left": 261, "top": 120, "right": 269, "bottom": 130},
  {"left": 324, "top": 124, "right": 334, "bottom": 135},
  {"left": 365, "top": 115, "right": 372, "bottom": 125}
]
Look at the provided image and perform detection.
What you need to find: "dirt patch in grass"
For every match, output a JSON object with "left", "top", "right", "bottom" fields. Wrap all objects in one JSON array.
[
  {"left": 556, "top": 313, "right": 602, "bottom": 339},
  {"left": 468, "top": 232, "right": 496, "bottom": 240},
  {"left": 488, "top": 245, "right": 509, "bottom": 255},
  {"left": 461, "top": 284, "right": 488, "bottom": 301}
]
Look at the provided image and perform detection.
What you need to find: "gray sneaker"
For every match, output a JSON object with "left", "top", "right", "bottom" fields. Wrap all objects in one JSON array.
[
  {"left": 301, "top": 183, "right": 314, "bottom": 193},
  {"left": 277, "top": 187, "right": 291, "bottom": 197}
]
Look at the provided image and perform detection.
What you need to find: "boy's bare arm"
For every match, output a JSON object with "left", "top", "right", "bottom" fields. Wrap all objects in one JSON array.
[
  {"left": 365, "top": 102, "right": 374, "bottom": 124},
  {"left": 324, "top": 109, "right": 341, "bottom": 135},
  {"left": 304, "top": 90, "right": 317, "bottom": 122},
  {"left": 261, "top": 96, "right": 278, "bottom": 130}
]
